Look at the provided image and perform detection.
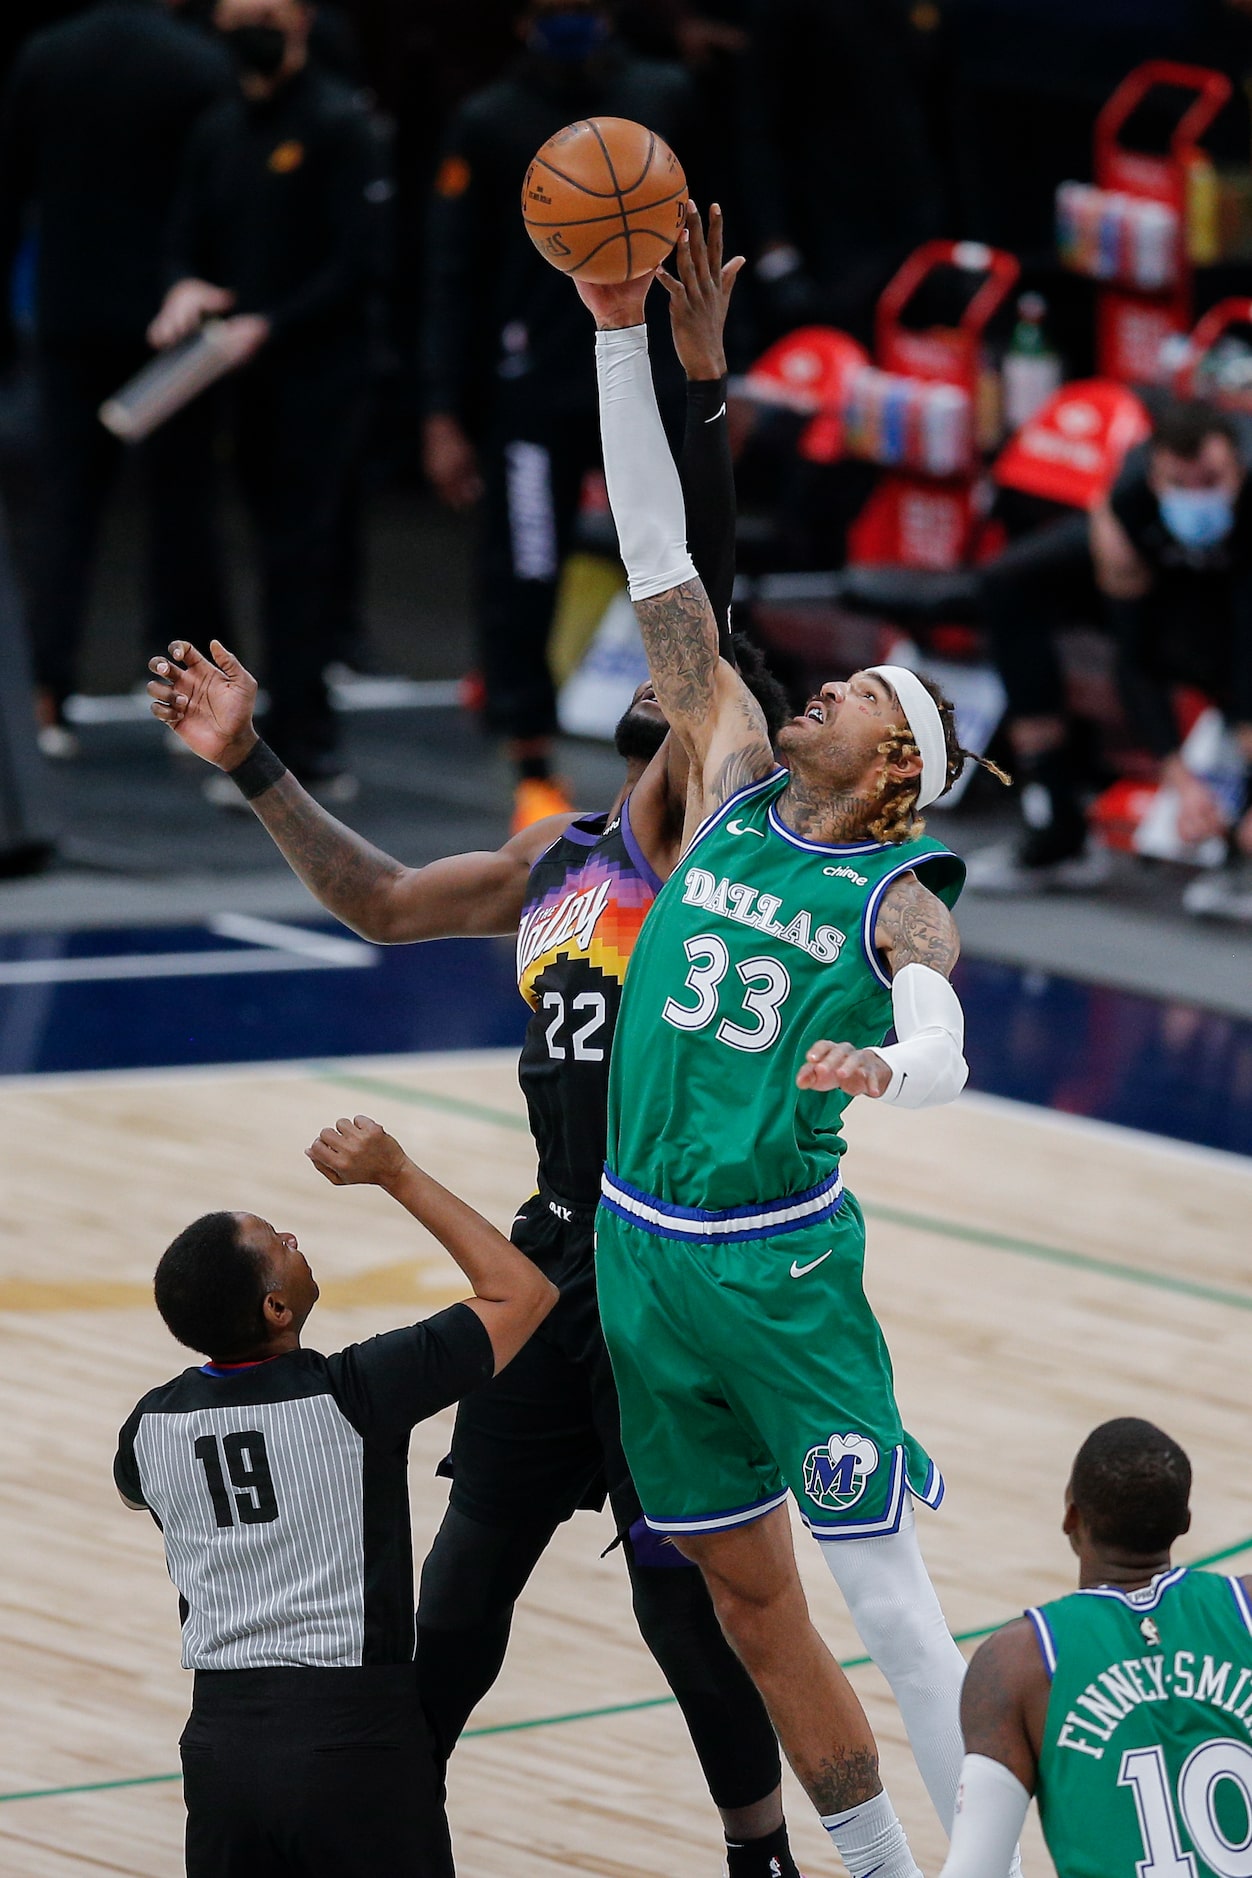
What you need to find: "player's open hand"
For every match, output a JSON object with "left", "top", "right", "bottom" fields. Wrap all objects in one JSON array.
[
  {"left": 657, "top": 201, "right": 744, "bottom": 382},
  {"left": 797, "top": 1040, "right": 892, "bottom": 1098},
  {"left": 306, "top": 1115, "right": 411, "bottom": 1189},
  {"left": 574, "top": 270, "right": 656, "bottom": 330},
  {"left": 147, "top": 639, "right": 258, "bottom": 769}
]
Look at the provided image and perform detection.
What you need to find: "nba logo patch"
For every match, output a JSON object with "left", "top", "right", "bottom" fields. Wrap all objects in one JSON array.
[{"left": 803, "top": 1432, "right": 879, "bottom": 1512}]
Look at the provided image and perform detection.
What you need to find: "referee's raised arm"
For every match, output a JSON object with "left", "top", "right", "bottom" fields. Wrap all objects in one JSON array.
[
  {"left": 113, "top": 1117, "right": 554, "bottom": 1878},
  {"left": 307, "top": 1114, "right": 556, "bottom": 1372}
]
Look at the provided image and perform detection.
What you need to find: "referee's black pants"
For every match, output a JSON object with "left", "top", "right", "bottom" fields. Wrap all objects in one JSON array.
[{"left": 181, "top": 1665, "right": 453, "bottom": 1877}]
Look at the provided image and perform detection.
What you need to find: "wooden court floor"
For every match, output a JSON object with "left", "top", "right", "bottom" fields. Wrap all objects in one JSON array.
[{"left": 2, "top": 1049, "right": 1250, "bottom": 1876}]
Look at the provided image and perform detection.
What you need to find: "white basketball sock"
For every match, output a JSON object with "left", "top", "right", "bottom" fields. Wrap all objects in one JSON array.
[{"left": 820, "top": 1789, "right": 922, "bottom": 1878}]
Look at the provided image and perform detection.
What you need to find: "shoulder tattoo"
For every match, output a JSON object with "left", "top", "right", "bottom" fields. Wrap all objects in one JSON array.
[{"left": 876, "top": 872, "right": 959, "bottom": 975}]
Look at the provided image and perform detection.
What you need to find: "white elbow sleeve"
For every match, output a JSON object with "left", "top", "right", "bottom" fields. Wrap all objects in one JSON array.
[
  {"left": 595, "top": 325, "right": 697, "bottom": 601},
  {"left": 875, "top": 963, "right": 968, "bottom": 1109},
  {"left": 939, "top": 1754, "right": 1031, "bottom": 1878}
]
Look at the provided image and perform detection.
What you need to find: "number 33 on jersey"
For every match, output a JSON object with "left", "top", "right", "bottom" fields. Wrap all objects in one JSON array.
[{"left": 606, "top": 771, "right": 964, "bottom": 1214}]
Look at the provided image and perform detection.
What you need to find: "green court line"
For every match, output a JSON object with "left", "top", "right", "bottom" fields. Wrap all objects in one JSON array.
[
  {"left": 315, "top": 1067, "right": 1252, "bottom": 1316},
  {"left": 4, "top": 1533, "right": 1249, "bottom": 1809}
]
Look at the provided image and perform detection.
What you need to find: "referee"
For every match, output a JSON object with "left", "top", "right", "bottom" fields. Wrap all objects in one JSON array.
[{"left": 114, "top": 1113, "right": 556, "bottom": 1878}]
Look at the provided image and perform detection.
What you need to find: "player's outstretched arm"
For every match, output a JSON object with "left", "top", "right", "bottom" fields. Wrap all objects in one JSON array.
[
  {"left": 306, "top": 1115, "right": 557, "bottom": 1373},
  {"left": 148, "top": 639, "right": 571, "bottom": 942},
  {"left": 797, "top": 875, "right": 967, "bottom": 1104},
  {"left": 577, "top": 229, "right": 773, "bottom": 821},
  {"left": 938, "top": 1624, "right": 1039, "bottom": 1878}
]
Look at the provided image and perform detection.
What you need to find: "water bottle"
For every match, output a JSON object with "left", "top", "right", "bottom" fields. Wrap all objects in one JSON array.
[{"left": 1002, "top": 293, "right": 1062, "bottom": 431}]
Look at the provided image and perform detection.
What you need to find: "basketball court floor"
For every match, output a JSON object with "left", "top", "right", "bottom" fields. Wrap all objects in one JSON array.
[{"left": 2, "top": 924, "right": 1251, "bottom": 1876}]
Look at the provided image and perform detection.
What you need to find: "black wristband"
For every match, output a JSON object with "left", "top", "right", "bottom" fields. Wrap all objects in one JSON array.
[
  {"left": 227, "top": 739, "right": 287, "bottom": 801},
  {"left": 685, "top": 373, "right": 728, "bottom": 417}
]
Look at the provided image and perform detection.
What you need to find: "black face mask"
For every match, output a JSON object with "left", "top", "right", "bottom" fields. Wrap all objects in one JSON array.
[{"left": 223, "top": 23, "right": 287, "bottom": 79}]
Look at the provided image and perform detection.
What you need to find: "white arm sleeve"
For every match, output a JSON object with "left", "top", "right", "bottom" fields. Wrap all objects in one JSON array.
[
  {"left": 874, "top": 962, "right": 968, "bottom": 1109},
  {"left": 939, "top": 1754, "right": 1032, "bottom": 1878},
  {"left": 595, "top": 324, "right": 697, "bottom": 602}
]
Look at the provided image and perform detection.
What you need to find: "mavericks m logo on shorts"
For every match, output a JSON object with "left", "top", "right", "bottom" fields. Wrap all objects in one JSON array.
[{"left": 803, "top": 1432, "right": 879, "bottom": 1512}]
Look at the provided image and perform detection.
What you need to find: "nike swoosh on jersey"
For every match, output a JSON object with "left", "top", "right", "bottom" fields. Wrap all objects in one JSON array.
[
  {"left": 789, "top": 1249, "right": 834, "bottom": 1277},
  {"left": 704, "top": 402, "right": 727, "bottom": 423},
  {"left": 726, "top": 818, "right": 766, "bottom": 837}
]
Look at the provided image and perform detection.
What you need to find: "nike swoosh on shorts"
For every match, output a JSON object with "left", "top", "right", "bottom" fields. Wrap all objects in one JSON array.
[{"left": 789, "top": 1249, "right": 834, "bottom": 1278}]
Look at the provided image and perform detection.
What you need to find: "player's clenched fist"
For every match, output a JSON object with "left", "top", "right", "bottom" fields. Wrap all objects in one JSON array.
[
  {"left": 796, "top": 1040, "right": 892, "bottom": 1098},
  {"left": 306, "top": 1115, "right": 410, "bottom": 1189}
]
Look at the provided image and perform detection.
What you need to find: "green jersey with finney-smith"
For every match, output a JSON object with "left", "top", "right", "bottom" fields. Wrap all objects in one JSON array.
[
  {"left": 1027, "top": 1567, "right": 1252, "bottom": 1878},
  {"left": 603, "top": 766, "right": 965, "bottom": 1219}
]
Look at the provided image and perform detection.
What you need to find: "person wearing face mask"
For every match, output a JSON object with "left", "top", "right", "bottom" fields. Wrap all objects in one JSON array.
[
  {"left": 148, "top": 0, "right": 389, "bottom": 799},
  {"left": 971, "top": 398, "right": 1252, "bottom": 891},
  {"left": 420, "top": 0, "right": 702, "bottom": 832}
]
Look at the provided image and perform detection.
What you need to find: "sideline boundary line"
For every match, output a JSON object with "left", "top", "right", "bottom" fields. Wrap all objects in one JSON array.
[{"left": 3, "top": 1533, "right": 1250, "bottom": 1808}]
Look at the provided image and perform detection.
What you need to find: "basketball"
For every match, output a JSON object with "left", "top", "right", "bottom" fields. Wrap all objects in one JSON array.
[{"left": 521, "top": 117, "right": 687, "bottom": 284}]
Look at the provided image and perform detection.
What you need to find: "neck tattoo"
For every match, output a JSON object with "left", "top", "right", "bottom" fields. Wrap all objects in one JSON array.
[{"left": 776, "top": 776, "right": 875, "bottom": 844}]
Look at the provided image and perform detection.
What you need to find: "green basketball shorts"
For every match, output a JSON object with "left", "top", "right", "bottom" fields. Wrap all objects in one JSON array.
[{"left": 594, "top": 1188, "right": 942, "bottom": 1541}]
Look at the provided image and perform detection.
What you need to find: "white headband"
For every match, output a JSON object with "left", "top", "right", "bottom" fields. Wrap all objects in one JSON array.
[{"left": 865, "top": 665, "right": 948, "bottom": 810}]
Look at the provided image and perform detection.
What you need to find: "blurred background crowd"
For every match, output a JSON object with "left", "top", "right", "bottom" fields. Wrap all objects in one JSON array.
[{"left": 6, "top": 0, "right": 1252, "bottom": 918}]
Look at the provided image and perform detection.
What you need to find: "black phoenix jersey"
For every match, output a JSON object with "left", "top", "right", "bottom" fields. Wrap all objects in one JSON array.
[{"left": 515, "top": 797, "right": 662, "bottom": 1208}]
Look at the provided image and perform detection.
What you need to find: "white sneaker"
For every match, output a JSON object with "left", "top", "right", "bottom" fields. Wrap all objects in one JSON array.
[
  {"left": 965, "top": 839, "right": 1111, "bottom": 895},
  {"left": 1182, "top": 870, "right": 1252, "bottom": 922}
]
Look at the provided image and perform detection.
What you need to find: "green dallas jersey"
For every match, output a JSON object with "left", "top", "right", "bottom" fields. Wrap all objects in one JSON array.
[
  {"left": 1028, "top": 1568, "right": 1252, "bottom": 1878},
  {"left": 604, "top": 768, "right": 964, "bottom": 1213}
]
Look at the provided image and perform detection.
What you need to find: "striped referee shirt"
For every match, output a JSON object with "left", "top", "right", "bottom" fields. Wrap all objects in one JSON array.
[{"left": 114, "top": 1305, "right": 493, "bottom": 1670}]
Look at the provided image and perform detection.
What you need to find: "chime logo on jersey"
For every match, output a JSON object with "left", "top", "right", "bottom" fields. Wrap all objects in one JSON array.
[{"left": 803, "top": 1432, "right": 879, "bottom": 1511}]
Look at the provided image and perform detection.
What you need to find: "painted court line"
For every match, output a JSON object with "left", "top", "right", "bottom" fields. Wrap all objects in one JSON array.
[
  {"left": 0, "top": 919, "right": 376, "bottom": 986},
  {"left": 3, "top": 1533, "right": 1249, "bottom": 1808},
  {"left": 316, "top": 1068, "right": 1252, "bottom": 1317}
]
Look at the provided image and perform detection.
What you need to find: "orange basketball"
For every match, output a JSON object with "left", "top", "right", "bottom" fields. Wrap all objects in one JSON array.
[{"left": 521, "top": 117, "right": 687, "bottom": 285}]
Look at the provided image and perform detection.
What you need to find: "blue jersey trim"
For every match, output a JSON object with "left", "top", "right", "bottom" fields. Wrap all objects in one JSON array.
[
  {"left": 619, "top": 791, "right": 665, "bottom": 896},
  {"left": 1229, "top": 1575, "right": 1252, "bottom": 1636},
  {"left": 682, "top": 767, "right": 784, "bottom": 860},
  {"left": 604, "top": 1163, "right": 842, "bottom": 1225},
  {"left": 644, "top": 1487, "right": 790, "bottom": 1535},
  {"left": 601, "top": 1164, "right": 845, "bottom": 1243},
  {"left": 766, "top": 798, "right": 889, "bottom": 858},
  {"left": 1076, "top": 1566, "right": 1189, "bottom": 1613},
  {"left": 860, "top": 849, "right": 955, "bottom": 990},
  {"left": 1026, "top": 1606, "right": 1058, "bottom": 1679},
  {"left": 912, "top": 1457, "right": 946, "bottom": 1510}
]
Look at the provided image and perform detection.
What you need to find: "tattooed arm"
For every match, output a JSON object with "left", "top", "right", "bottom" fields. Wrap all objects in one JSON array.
[
  {"left": 797, "top": 875, "right": 965, "bottom": 1101},
  {"left": 873, "top": 871, "right": 960, "bottom": 978},
  {"left": 633, "top": 580, "right": 775, "bottom": 822},
  {"left": 147, "top": 638, "right": 570, "bottom": 942}
]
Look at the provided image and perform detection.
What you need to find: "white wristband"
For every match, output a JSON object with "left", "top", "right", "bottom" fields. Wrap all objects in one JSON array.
[
  {"left": 939, "top": 1753, "right": 1031, "bottom": 1878},
  {"left": 875, "top": 963, "right": 968, "bottom": 1109},
  {"left": 595, "top": 325, "right": 697, "bottom": 601}
]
